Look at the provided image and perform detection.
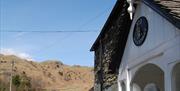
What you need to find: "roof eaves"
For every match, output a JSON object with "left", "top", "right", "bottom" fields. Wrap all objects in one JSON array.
[
  {"left": 143, "top": 0, "right": 180, "bottom": 29},
  {"left": 90, "top": 0, "right": 122, "bottom": 51}
]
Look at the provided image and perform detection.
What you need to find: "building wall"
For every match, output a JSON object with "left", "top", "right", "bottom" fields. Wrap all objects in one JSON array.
[
  {"left": 121, "top": 2, "right": 180, "bottom": 69},
  {"left": 93, "top": 1, "right": 131, "bottom": 91},
  {"left": 119, "top": 1, "right": 180, "bottom": 91}
]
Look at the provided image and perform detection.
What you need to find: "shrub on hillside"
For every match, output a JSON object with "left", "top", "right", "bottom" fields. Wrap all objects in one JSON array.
[
  {"left": 12, "top": 74, "right": 31, "bottom": 91},
  {"left": 12, "top": 75, "right": 21, "bottom": 88}
]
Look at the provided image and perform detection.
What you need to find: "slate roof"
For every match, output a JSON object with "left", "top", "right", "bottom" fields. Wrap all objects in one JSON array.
[
  {"left": 90, "top": 0, "right": 180, "bottom": 51},
  {"left": 144, "top": 0, "right": 180, "bottom": 29},
  {"left": 154, "top": 0, "right": 180, "bottom": 19},
  {"left": 90, "top": 0, "right": 126, "bottom": 51}
]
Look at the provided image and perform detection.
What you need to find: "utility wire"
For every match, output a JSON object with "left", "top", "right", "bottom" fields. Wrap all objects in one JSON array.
[
  {"left": 24, "top": 6, "right": 112, "bottom": 55},
  {"left": 0, "top": 29, "right": 99, "bottom": 33},
  {"left": 77, "top": 7, "right": 111, "bottom": 29},
  {"left": 0, "top": 5, "right": 113, "bottom": 56},
  {"left": 0, "top": 4, "right": 112, "bottom": 33}
]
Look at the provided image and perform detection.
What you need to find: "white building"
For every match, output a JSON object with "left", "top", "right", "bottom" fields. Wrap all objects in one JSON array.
[{"left": 90, "top": 0, "right": 180, "bottom": 91}]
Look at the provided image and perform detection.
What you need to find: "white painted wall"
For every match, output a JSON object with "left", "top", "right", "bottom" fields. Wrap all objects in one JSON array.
[
  {"left": 121, "top": 2, "right": 180, "bottom": 69},
  {"left": 118, "top": 1, "right": 180, "bottom": 91}
]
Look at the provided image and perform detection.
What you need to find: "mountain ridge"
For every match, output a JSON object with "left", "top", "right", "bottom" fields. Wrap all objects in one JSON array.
[{"left": 0, "top": 54, "right": 94, "bottom": 91}]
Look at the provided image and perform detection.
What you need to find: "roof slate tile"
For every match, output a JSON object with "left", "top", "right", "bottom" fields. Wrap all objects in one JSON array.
[{"left": 154, "top": 0, "right": 180, "bottom": 20}]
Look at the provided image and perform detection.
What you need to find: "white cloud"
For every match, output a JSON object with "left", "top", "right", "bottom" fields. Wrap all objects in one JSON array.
[
  {"left": 14, "top": 32, "right": 27, "bottom": 39},
  {"left": 0, "top": 48, "right": 34, "bottom": 61}
]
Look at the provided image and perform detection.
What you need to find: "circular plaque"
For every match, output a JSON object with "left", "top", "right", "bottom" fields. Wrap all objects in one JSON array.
[{"left": 133, "top": 16, "right": 148, "bottom": 46}]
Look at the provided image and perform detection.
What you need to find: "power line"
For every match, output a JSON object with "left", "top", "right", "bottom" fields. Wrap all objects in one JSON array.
[
  {"left": 0, "top": 5, "right": 113, "bottom": 56},
  {"left": 0, "top": 29, "right": 99, "bottom": 33},
  {"left": 0, "top": 4, "right": 112, "bottom": 33},
  {"left": 77, "top": 7, "right": 110, "bottom": 29}
]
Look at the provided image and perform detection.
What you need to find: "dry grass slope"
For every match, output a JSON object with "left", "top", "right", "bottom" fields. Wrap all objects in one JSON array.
[{"left": 0, "top": 54, "right": 94, "bottom": 91}]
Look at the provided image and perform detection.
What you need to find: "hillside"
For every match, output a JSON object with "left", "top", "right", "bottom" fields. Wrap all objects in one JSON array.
[{"left": 0, "top": 54, "right": 94, "bottom": 91}]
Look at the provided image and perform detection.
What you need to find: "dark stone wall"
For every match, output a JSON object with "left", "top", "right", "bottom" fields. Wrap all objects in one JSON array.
[{"left": 94, "top": 0, "right": 131, "bottom": 90}]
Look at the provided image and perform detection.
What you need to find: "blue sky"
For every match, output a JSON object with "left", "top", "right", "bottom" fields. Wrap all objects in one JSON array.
[{"left": 0, "top": 0, "right": 116, "bottom": 66}]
